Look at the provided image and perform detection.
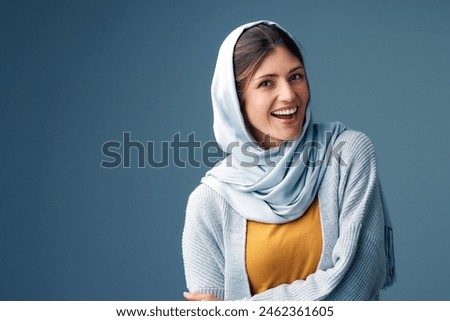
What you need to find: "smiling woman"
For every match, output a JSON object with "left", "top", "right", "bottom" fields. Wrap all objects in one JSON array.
[
  {"left": 242, "top": 46, "right": 309, "bottom": 148},
  {"left": 182, "top": 21, "right": 395, "bottom": 301},
  {"left": 234, "top": 24, "right": 309, "bottom": 149}
]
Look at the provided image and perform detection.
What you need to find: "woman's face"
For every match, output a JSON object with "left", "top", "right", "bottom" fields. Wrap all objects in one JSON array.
[{"left": 242, "top": 45, "right": 309, "bottom": 149}]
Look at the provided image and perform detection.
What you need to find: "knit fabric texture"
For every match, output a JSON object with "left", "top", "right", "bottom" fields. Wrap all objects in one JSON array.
[{"left": 183, "top": 130, "right": 390, "bottom": 300}]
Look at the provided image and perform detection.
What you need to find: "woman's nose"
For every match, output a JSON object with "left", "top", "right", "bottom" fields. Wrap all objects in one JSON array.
[{"left": 277, "top": 81, "right": 296, "bottom": 102}]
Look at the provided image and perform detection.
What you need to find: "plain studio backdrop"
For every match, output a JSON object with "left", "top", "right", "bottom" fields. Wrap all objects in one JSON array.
[{"left": 1, "top": 0, "right": 449, "bottom": 300}]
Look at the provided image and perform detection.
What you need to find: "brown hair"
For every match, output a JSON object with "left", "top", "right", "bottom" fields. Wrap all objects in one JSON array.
[{"left": 233, "top": 23, "right": 304, "bottom": 105}]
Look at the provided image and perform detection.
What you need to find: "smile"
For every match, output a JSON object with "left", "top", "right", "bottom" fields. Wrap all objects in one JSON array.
[{"left": 270, "top": 106, "right": 298, "bottom": 119}]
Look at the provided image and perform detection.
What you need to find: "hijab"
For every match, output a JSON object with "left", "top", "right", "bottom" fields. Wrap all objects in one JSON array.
[{"left": 201, "top": 20, "right": 346, "bottom": 224}]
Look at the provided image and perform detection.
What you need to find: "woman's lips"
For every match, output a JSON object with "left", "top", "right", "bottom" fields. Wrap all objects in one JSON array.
[{"left": 270, "top": 106, "right": 298, "bottom": 120}]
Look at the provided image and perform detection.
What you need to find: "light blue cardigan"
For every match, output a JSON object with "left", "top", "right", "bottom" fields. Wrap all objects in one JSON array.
[{"left": 182, "top": 130, "right": 393, "bottom": 300}]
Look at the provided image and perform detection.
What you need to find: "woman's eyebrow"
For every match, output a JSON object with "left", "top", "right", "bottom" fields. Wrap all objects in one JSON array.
[
  {"left": 289, "top": 65, "right": 304, "bottom": 73},
  {"left": 254, "top": 65, "right": 304, "bottom": 80}
]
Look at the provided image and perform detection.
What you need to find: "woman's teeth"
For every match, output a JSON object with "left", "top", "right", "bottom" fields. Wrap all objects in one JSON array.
[{"left": 271, "top": 107, "right": 298, "bottom": 117}]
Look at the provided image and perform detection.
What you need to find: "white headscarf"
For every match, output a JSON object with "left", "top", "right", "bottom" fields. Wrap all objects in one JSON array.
[{"left": 202, "top": 20, "right": 346, "bottom": 223}]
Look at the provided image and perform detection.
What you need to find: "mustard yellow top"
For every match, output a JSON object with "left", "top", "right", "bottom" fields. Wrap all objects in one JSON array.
[{"left": 245, "top": 197, "right": 322, "bottom": 295}]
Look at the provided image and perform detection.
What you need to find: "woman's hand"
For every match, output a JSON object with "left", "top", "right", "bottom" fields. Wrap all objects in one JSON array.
[{"left": 183, "top": 292, "right": 220, "bottom": 301}]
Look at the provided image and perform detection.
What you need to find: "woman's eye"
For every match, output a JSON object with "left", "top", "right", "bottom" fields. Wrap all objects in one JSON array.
[
  {"left": 290, "top": 73, "right": 304, "bottom": 81},
  {"left": 258, "top": 80, "right": 272, "bottom": 88}
]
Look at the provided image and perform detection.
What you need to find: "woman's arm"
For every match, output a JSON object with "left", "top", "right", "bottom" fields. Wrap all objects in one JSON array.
[{"left": 182, "top": 185, "right": 226, "bottom": 300}]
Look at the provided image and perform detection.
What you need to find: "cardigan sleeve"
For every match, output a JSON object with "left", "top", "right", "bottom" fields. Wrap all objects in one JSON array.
[
  {"left": 182, "top": 185, "right": 226, "bottom": 300},
  {"left": 248, "top": 131, "right": 387, "bottom": 301}
]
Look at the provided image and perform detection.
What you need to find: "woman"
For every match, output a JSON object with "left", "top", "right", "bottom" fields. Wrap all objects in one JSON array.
[{"left": 182, "top": 20, "right": 395, "bottom": 301}]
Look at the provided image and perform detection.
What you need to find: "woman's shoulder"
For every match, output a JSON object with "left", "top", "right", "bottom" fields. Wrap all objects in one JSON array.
[
  {"left": 336, "top": 128, "right": 374, "bottom": 147},
  {"left": 186, "top": 183, "right": 228, "bottom": 222},
  {"left": 312, "top": 122, "right": 376, "bottom": 161},
  {"left": 334, "top": 128, "right": 377, "bottom": 165},
  {"left": 188, "top": 183, "right": 225, "bottom": 205}
]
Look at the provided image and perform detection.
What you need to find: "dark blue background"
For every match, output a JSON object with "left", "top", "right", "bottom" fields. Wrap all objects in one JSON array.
[{"left": 1, "top": 0, "right": 449, "bottom": 300}]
